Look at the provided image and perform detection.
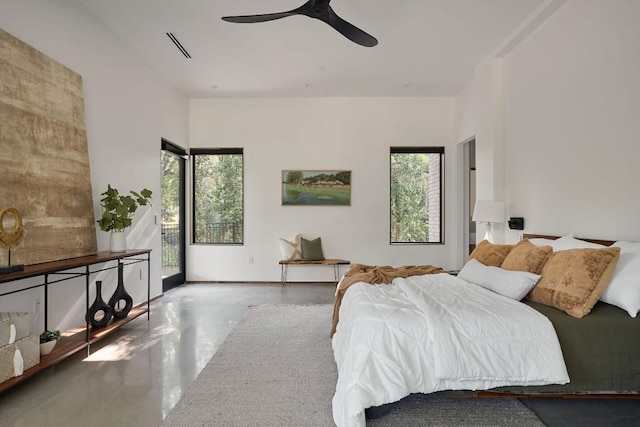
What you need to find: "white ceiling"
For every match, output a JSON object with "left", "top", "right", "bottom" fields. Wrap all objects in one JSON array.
[{"left": 77, "top": 0, "right": 547, "bottom": 98}]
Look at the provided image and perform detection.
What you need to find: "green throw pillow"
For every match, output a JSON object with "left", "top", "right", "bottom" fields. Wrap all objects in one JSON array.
[{"left": 301, "top": 237, "right": 325, "bottom": 261}]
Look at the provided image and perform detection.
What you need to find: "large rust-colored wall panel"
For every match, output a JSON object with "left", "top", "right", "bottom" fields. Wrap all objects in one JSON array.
[{"left": 0, "top": 28, "right": 97, "bottom": 265}]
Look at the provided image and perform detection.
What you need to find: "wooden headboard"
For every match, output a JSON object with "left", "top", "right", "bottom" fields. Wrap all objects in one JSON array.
[{"left": 523, "top": 234, "right": 615, "bottom": 247}]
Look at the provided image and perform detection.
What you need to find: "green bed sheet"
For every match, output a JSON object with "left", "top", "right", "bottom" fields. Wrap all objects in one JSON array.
[{"left": 494, "top": 301, "right": 640, "bottom": 394}]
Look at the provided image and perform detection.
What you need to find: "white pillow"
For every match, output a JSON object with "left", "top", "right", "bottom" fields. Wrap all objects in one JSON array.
[
  {"left": 528, "top": 237, "right": 557, "bottom": 248},
  {"left": 599, "top": 241, "right": 640, "bottom": 317},
  {"left": 552, "top": 235, "right": 605, "bottom": 251},
  {"left": 278, "top": 233, "right": 302, "bottom": 260},
  {"left": 458, "top": 258, "right": 541, "bottom": 301},
  {"left": 529, "top": 235, "right": 605, "bottom": 252}
]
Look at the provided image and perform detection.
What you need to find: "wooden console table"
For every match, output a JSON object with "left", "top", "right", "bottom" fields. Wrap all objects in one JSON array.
[
  {"left": 279, "top": 259, "right": 350, "bottom": 287},
  {"left": 0, "top": 249, "right": 151, "bottom": 393}
]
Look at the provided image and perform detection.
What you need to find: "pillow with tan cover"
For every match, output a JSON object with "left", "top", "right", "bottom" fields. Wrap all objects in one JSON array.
[
  {"left": 466, "top": 240, "right": 513, "bottom": 267},
  {"left": 527, "top": 247, "right": 621, "bottom": 318},
  {"left": 278, "top": 233, "right": 302, "bottom": 260},
  {"left": 501, "top": 239, "right": 552, "bottom": 274}
]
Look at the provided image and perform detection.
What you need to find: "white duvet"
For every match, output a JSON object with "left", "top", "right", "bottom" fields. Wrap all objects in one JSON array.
[{"left": 332, "top": 273, "right": 569, "bottom": 427}]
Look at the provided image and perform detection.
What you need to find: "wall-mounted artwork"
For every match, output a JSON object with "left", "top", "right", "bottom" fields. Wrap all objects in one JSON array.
[
  {"left": 0, "top": 28, "right": 97, "bottom": 266},
  {"left": 282, "top": 170, "right": 351, "bottom": 206}
]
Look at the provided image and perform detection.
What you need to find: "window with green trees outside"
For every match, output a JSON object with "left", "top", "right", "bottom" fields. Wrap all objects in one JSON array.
[
  {"left": 390, "top": 147, "right": 444, "bottom": 244},
  {"left": 192, "top": 148, "right": 244, "bottom": 244}
]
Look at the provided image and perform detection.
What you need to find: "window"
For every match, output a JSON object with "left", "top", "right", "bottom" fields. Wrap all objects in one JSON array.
[
  {"left": 192, "top": 148, "right": 244, "bottom": 244},
  {"left": 161, "top": 139, "right": 186, "bottom": 289},
  {"left": 390, "top": 147, "right": 444, "bottom": 244}
]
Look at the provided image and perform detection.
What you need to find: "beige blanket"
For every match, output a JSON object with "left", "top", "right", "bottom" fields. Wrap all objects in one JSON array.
[{"left": 330, "top": 263, "right": 443, "bottom": 336}]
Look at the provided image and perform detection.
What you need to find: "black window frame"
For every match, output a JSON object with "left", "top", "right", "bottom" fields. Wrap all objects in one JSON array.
[
  {"left": 191, "top": 147, "right": 244, "bottom": 245},
  {"left": 161, "top": 138, "right": 187, "bottom": 290},
  {"left": 390, "top": 146, "right": 445, "bottom": 245}
]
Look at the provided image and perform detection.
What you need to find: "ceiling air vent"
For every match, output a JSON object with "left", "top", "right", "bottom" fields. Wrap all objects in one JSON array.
[{"left": 166, "top": 32, "right": 191, "bottom": 58}]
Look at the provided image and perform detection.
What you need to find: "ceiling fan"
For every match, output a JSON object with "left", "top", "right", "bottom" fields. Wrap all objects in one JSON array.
[{"left": 221, "top": 0, "right": 378, "bottom": 47}]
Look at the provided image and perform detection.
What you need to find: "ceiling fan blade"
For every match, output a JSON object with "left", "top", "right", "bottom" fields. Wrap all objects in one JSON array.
[
  {"left": 324, "top": 6, "right": 378, "bottom": 47},
  {"left": 221, "top": 11, "right": 298, "bottom": 24},
  {"left": 222, "top": 1, "right": 378, "bottom": 47}
]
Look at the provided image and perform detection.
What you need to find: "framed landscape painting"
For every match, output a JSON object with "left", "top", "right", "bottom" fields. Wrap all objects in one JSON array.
[{"left": 282, "top": 170, "right": 351, "bottom": 206}]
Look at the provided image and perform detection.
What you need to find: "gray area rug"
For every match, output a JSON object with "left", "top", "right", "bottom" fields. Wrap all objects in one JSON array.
[{"left": 162, "top": 304, "right": 545, "bottom": 426}]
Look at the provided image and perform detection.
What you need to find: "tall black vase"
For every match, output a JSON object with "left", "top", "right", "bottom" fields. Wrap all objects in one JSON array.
[
  {"left": 108, "top": 263, "right": 133, "bottom": 319},
  {"left": 86, "top": 280, "right": 114, "bottom": 328}
]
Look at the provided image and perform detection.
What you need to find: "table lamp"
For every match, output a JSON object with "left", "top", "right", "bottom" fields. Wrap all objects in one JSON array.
[{"left": 472, "top": 200, "right": 505, "bottom": 243}]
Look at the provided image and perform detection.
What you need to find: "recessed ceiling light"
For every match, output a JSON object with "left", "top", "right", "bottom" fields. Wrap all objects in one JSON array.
[
  {"left": 211, "top": 85, "right": 218, "bottom": 89},
  {"left": 319, "top": 67, "right": 326, "bottom": 72},
  {"left": 404, "top": 83, "right": 413, "bottom": 88},
  {"left": 305, "top": 84, "right": 313, "bottom": 88}
]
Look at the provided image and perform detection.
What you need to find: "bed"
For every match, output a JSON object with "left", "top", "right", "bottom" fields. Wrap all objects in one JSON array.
[{"left": 331, "top": 234, "right": 640, "bottom": 427}]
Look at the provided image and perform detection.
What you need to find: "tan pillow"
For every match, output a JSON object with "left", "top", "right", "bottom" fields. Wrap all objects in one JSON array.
[
  {"left": 466, "top": 240, "right": 513, "bottom": 267},
  {"left": 527, "top": 247, "right": 621, "bottom": 318},
  {"left": 501, "top": 239, "right": 552, "bottom": 274}
]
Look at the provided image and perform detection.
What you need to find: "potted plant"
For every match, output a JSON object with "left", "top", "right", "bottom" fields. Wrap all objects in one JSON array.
[
  {"left": 40, "top": 329, "right": 61, "bottom": 356},
  {"left": 97, "top": 185, "right": 152, "bottom": 252}
]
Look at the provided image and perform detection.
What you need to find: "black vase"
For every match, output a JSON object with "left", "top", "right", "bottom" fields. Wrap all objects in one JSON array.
[
  {"left": 87, "top": 281, "right": 114, "bottom": 328},
  {"left": 108, "top": 263, "right": 133, "bottom": 319}
]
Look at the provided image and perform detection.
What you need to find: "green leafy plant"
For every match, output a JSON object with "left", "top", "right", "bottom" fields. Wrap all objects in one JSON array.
[
  {"left": 97, "top": 185, "right": 153, "bottom": 232},
  {"left": 40, "top": 330, "right": 61, "bottom": 344}
]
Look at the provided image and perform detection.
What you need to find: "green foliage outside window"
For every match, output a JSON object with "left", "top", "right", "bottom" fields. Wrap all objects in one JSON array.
[
  {"left": 193, "top": 152, "right": 243, "bottom": 244},
  {"left": 161, "top": 151, "right": 180, "bottom": 224},
  {"left": 390, "top": 148, "right": 443, "bottom": 243}
]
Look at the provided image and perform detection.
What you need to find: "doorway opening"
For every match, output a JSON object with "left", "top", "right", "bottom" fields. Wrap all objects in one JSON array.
[{"left": 462, "top": 139, "right": 476, "bottom": 259}]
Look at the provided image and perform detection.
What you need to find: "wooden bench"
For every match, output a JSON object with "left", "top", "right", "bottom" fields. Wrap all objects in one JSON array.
[{"left": 279, "top": 259, "right": 350, "bottom": 287}]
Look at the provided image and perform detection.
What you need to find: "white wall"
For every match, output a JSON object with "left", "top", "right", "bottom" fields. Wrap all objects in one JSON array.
[
  {"left": 454, "top": 81, "right": 476, "bottom": 144},
  {"left": 453, "top": 57, "right": 508, "bottom": 245},
  {"left": 455, "top": 0, "right": 640, "bottom": 244},
  {"left": 504, "top": 0, "right": 640, "bottom": 242},
  {"left": 0, "top": 0, "right": 189, "bottom": 332},
  {"left": 188, "top": 97, "right": 460, "bottom": 281}
]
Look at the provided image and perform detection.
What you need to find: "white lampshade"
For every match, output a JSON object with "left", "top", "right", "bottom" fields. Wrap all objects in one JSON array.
[{"left": 472, "top": 200, "right": 505, "bottom": 224}]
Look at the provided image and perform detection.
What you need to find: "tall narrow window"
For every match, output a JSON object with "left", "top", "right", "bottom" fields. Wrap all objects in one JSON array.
[
  {"left": 192, "top": 148, "right": 244, "bottom": 244},
  {"left": 390, "top": 147, "right": 444, "bottom": 244},
  {"left": 161, "top": 139, "right": 186, "bottom": 290}
]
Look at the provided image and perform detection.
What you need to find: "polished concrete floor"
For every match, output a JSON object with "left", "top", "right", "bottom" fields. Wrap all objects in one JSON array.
[
  {"left": 0, "top": 283, "right": 334, "bottom": 427},
  {"left": 0, "top": 283, "right": 639, "bottom": 426}
]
